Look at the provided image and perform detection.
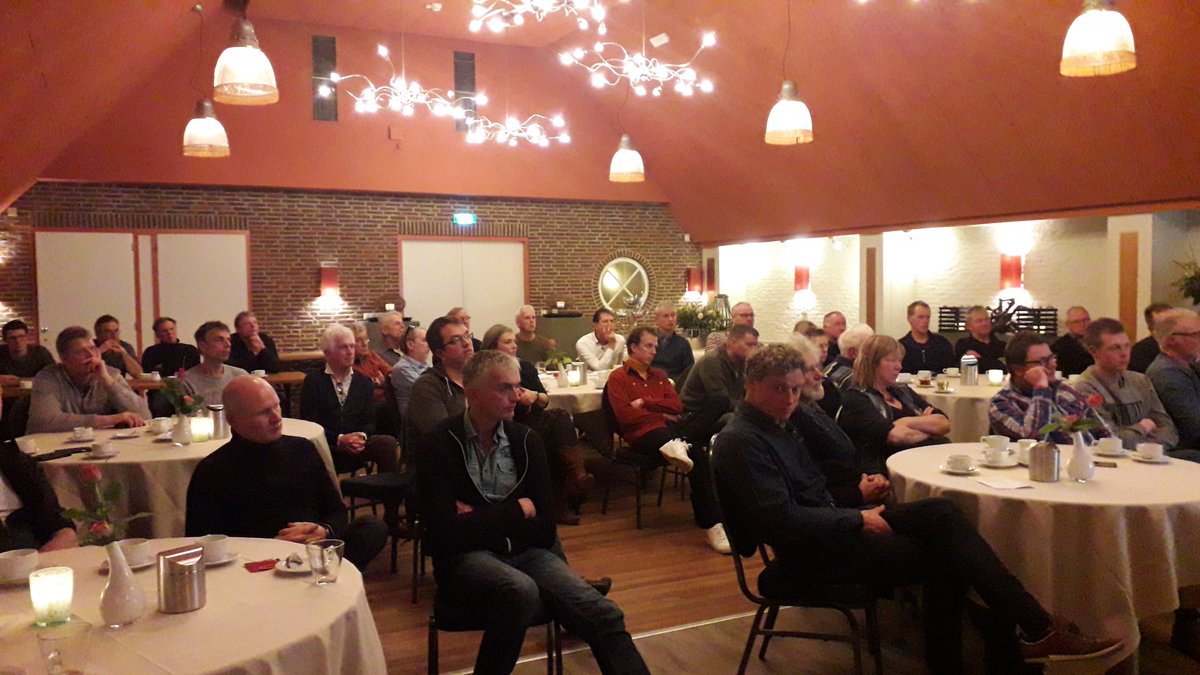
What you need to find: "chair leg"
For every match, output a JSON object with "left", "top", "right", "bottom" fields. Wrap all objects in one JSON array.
[
  {"left": 866, "top": 601, "right": 884, "bottom": 675},
  {"left": 738, "top": 605, "right": 768, "bottom": 675},
  {"left": 758, "top": 604, "right": 780, "bottom": 659},
  {"left": 634, "top": 467, "right": 644, "bottom": 529},
  {"left": 545, "top": 622, "right": 555, "bottom": 675},
  {"left": 411, "top": 526, "right": 420, "bottom": 604},
  {"left": 601, "top": 465, "right": 613, "bottom": 515},
  {"left": 555, "top": 621, "right": 563, "bottom": 674},
  {"left": 427, "top": 614, "right": 439, "bottom": 675},
  {"left": 840, "top": 607, "right": 865, "bottom": 675},
  {"left": 656, "top": 466, "right": 668, "bottom": 506}
]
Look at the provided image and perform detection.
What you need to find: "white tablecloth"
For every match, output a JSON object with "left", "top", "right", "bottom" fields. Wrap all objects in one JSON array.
[
  {"left": 543, "top": 377, "right": 603, "bottom": 415},
  {"left": 0, "top": 537, "right": 385, "bottom": 675},
  {"left": 908, "top": 382, "right": 1001, "bottom": 443},
  {"left": 19, "top": 420, "right": 333, "bottom": 539},
  {"left": 887, "top": 443, "right": 1200, "bottom": 665}
]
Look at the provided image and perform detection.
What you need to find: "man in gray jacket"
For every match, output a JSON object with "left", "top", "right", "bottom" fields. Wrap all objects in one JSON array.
[{"left": 27, "top": 326, "right": 149, "bottom": 433}]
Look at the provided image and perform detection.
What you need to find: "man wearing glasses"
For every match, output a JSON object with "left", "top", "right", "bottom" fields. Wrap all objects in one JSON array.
[
  {"left": 1050, "top": 306, "right": 1094, "bottom": 377},
  {"left": 406, "top": 316, "right": 474, "bottom": 447},
  {"left": 987, "top": 331, "right": 1112, "bottom": 444},
  {"left": 1147, "top": 308, "right": 1200, "bottom": 450}
]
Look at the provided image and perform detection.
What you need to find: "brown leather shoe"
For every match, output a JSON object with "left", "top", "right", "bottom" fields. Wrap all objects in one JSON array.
[{"left": 1020, "top": 616, "right": 1122, "bottom": 663}]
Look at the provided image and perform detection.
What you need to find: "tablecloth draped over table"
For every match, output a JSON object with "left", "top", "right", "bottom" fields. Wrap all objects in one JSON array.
[
  {"left": 0, "top": 538, "right": 386, "bottom": 675},
  {"left": 909, "top": 382, "right": 999, "bottom": 443},
  {"left": 888, "top": 444, "right": 1200, "bottom": 666}
]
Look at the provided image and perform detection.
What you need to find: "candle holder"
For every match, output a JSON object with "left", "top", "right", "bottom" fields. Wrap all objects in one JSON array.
[
  {"left": 565, "top": 361, "right": 587, "bottom": 387},
  {"left": 29, "top": 567, "right": 74, "bottom": 627},
  {"left": 987, "top": 369, "right": 1005, "bottom": 386},
  {"left": 189, "top": 415, "right": 214, "bottom": 442}
]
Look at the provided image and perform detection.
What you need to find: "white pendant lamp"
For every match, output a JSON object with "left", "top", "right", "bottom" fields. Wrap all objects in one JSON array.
[
  {"left": 608, "top": 133, "right": 644, "bottom": 183},
  {"left": 213, "top": 18, "right": 278, "bottom": 104},
  {"left": 765, "top": 80, "right": 813, "bottom": 145},
  {"left": 1060, "top": 4, "right": 1136, "bottom": 77},
  {"left": 183, "top": 99, "right": 230, "bottom": 157}
]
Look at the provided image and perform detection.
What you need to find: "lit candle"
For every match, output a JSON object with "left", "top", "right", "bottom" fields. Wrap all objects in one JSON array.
[
  {"left": 567, "top": 368, "right": 582, "bottom": 387},
  {"left": 190, "top": 416, "right": 214, "bottom": 442},
  {"left": 987, "top": 369, "right": 1005, "bottom": 386},
  {"left": 29, "top": 567, "right": 73, "bottom": 626}
]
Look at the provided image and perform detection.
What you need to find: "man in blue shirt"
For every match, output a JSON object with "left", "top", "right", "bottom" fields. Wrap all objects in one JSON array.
[{"left": 649, "top": 302, "right": 694, "bottom": 382}]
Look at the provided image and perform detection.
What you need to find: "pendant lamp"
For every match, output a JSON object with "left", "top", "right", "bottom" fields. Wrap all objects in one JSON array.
[
  {"left": 1060, "top": 4, "right": 1136, "bottom": 77},
  {"left": 213, "top": 18, "right": 278, "bottom": 104},
  {"left": 182, "top": 99, "right": 230, "bottom": 157},
  {"left": 608, "top": 134, "right": 645, "bottom": 183},
  {"left": 765, "top": 80, "right": 813, "bottom": 145}
]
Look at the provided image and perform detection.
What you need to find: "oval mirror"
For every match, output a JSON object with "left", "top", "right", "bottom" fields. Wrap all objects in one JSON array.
[{"left": 598, "top": 257, "right": 649, "bottom": 314}]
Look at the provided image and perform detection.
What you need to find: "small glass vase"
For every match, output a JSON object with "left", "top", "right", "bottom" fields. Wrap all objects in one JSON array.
[
  {"left": 1067, "top": 431, "right": 1095, "bottom": 483},
  {"left": 172, "top": 414, "right": 193, "bottom": 447}
]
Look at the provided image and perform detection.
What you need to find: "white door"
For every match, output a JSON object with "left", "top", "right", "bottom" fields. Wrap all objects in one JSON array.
[
  {"left": 400, "top": 238, "right": 526, "bottom": 332},
  {"left": 35, "top": 231, "right": 137, "bottom": 350},
  {"left": 154, "top": 232, "right": 250, "bottom": 345}
]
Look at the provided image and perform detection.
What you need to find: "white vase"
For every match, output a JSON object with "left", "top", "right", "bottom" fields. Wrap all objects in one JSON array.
[
  {"left": 1067, "top": 431, "right": 1095, "bottom": 483},
  {"left": 100, "top": 542, "right": 145, "bottom": 628},
  {"left": 172, "top": 414, "right": 192, "bottom": 446}
]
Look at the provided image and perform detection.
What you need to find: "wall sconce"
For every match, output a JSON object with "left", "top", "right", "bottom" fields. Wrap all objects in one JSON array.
[
  {"left": 793, "top": 266, "right": 810, "bottom": 291},
  {"left": 1000, "top": 255, "right": 1023, "bottom": 289},
  {"left": 29, "top": 567, "right": 74, "bottom": 626},
  {"left": 320, "top": 263, "right": 339, "bottom": 299},
  {"left": 683, "top": 266, "right": 703, "bottom": 302},
  {"left": 705, "top": 258, "right": 716, "bottom": 293}
]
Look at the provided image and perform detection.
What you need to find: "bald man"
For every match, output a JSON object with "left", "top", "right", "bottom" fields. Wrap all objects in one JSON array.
[{"left": 185, "top": 376, "right": 387, "bottom": 570}]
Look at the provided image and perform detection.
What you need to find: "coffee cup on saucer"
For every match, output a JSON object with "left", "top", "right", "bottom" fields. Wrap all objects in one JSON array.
[
  {"left": 71, "top": 427, "right": 95, "bottom": 442},
  {"left": 89, "top": 441, "right": 117, "bottom": 459},
  {"left": 946, "top": 454, "right": 974, "bottom": 472},
  {"left": 1135, "top": 442, "right": 1164, "bottom": 461},
  {"left": 148, "top": 417, "right": 172, "bottom": 434},
  {"left": 980, "top": 435, "right": 1008, "bottom": 453},
  {"left": 251, "top": 370, "right": 267, "bottom": 378},
  {"left": 198, "top": 534, "right": 229, "bottom": 563},
  {"left": 917, "top": 370, "right": 932, "bottom": 386},
  {"left": 935, "top": 374, "right": 952, "bottom": 392},
  {"left": 896, "top": 372, "right": 913, "bottom": 384},
  {"left": 943, "top": 367, "right": 961, "bottom": 377},
  {"left": 18, "top": 379, "right": 33, "bottom": 389},
  {"left": 1097, "top": 437, "right": 1124, "bottom": 455},
  {"left": 1016, "top": 439, "right": 1036, "bottom": 464},
  {"left": 118, "top": 538, "right": 151, "bottom": 567},
  {"left": 983, "top": 447, "right": 1006, "bottom": 465},
  {"left": 0, "top": 548, "right": 38, "bottom": 582}
]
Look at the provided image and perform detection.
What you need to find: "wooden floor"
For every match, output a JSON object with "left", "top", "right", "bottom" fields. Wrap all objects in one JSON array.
[{"left": 358, "top": 471, "right": 1196, "bottom": 674}]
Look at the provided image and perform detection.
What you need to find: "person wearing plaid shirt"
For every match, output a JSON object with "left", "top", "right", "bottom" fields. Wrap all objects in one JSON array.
[{"left": 988, "top": 331, "right": 1112, "bottom": 444}]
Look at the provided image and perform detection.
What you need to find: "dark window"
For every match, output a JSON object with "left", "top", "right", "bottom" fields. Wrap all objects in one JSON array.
[
  {"left": 312, "top": 35, "right": 337, "bottom": 122},
  {"left": 453, "top": 51, "right": 476, "bottom": 132}
]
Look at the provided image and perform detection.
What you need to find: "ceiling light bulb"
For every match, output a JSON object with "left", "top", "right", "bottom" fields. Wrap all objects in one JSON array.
[
  {"left": 609, "top": 133, "right": 645, "bottom": 183},
  {"left": 213, "top": 19, "right": 278, "bottom": 105},
  {"left": 764, "top": 80, "right": 813, "bottom": 145},
  {"left": 1060, "top": 5, "right": 1136, "bottom": 76},
  {"left": 182, "top": 99, "right": 230, "bottom": 158}
]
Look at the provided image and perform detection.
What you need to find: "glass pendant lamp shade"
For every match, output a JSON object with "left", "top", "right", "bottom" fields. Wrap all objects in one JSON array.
[
  {"left": 183, "top": 99, "right": 230, "bottom": 157},
  {"left": 213, "top": 19, "right": 279, "bottom": 104},
  {"left": 1060, "top": 7, "right": 1136, "bottom": 77},
  {"left": 765, "top": 80, "right": 813, "bottom": 145},
  {"left": 609, "top": 134, "right": 645, "bottom": 183}
]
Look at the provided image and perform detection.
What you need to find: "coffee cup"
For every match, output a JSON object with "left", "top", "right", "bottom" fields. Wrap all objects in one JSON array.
[
  {"left": 896, "top": 372, "right": 913, "bottom": 384},
  {"left": 935, "top": 375, "right": 952, "bottom": 392},
  {"left": 980, "top": 435, "right": 1009, "bottom": 453},
  {"left": 89, "top": 441, "right": 116, "bottom": 458},
  {"left": 943, "top": 367, "right": 960, "bottom": 377},
  {"left": 71, "top": 427, "right": 94, "bottom": 442},
  {"left": 16, "top": 437, "right": 37, "bottom": 454},
  {"left": 983, "top": 447, "right": 1006, "bottom": 465},
  {"left": 117, "top": 538, "right": 151, "bottom": 567},
  {"left": 138, "top": 372, "right": 155, "bottom": 380},
  {"left": 1068, "top": 373, "right": 1083, "bottom": 384},
  {"left": 946, "top": 454, "right": 974, "bottom": 472},
  {"left": 917, "top": 370, "right": 932, "bottom": 386},
  {"left": 148, "top": 417, "right": 172, "bottom": 434},
  {"left": 150, "top": 371, "right": 162, "bottom": 381},
  {"left": 1017, "top": 445, "right": 1032, "bottom": 465},
  {"left": 0, "top": 548, "right": 38, "bottom": 582},
  {"left": 19, "top": 379, "right": 33, "bottom": 389},
  {"left": 198, "top": 534, "right": 229, "bottom": 563},
  {"left": 1054, "top": 370, "right": 1064, "bottom": 380},
  {"left": 1135, "top": 442, "right": 1164, "bottom": 461},
  {"left": 251, "top": 370, "right": 266, "bottom": 378},
  {"left": 1097, "top": 437, "right": 1124, "bottom": 455}
]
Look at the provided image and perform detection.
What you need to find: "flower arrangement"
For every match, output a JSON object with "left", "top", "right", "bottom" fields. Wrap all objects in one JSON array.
[
  {"left": 161, "top": 377, "right": 203, "bottom": 415},
  {"left": 676, "top": 301, "right": 729, "bottom": 332},
  {"left": 1037, "top": 394, "right": 1105, "bottom": 436},
  {"left": 62, "top": 466, "right": 150, "bottom": 546},
  {"left": 543, "top": 350, "right": 574, "bottom": 371},
  {"left": 1173, "top": 256, "right": 1200, "bottom": 305}
]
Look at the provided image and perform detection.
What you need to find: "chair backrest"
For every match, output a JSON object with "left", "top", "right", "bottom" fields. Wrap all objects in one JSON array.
[
  {"left": 7, "top": 395, "right": 31, "bottom": 440},
  {"left": 705, "top": 442, "right": 768, "bottom": 602},
  {"left": 673, "top": 365, "right": 692, "bottom": 394}
]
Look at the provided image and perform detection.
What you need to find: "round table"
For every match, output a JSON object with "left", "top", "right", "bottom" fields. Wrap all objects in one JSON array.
[
  {"left": 542, "top": 376, "right": 603, "bottom": 415},
  {"left": 0, "top": 537, "right": 385, "bottom": 674},
  {"left": 18, "top": 419, "right": 333, "bottom": 539},
  {"left": 887, "top": 443, "right": 1200, "bottom": 666},
  {"left": 908, "top": 382, "right": 1001, "bottom": 443}
]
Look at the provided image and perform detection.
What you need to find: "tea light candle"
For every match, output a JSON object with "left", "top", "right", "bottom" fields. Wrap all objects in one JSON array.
[
  {"left": 567, "top": 364, "right": 583, "bottom": 387},
  {"left": 987, "top": 369, "right": 1004, "bottom": 386},
  {"left": 190, "top": 416, "right": 213, "bottom": 442},
  {"left": 29, "top": 566, "right": 73, "bottom": 626}
]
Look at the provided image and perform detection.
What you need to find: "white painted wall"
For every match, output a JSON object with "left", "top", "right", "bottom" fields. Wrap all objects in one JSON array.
[{"left": 1151, "top": 211, "right": 1200, "bottom": 313}]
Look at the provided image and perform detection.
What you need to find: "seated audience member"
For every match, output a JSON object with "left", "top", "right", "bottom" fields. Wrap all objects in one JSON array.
[
  {"left": 1050, "top": 306, "right": 1094, "bottom": 376},
  {"left": 227, "top": 311, "right": 281, "bottom": 373},
  {"left": 680, "top": 324, "right": 759, "bottom": 424},
  {"left": 705, "top": 302, "right": 755, "bottom": 355},
  {"left": 607, "top": 327, "right": 728, "bottom": 553},
  {"left": 1130, "top": 302, "right": 1172, "bottom": 373},
  {"left": 0, "top": 319, "right": 55, "bottom": 381},
  {"left": 482, "top": 324, "right": 594, "bottom": 525},
  {"left": 955, "top": 305, "right": 1006, "bottom": 372},
  {"left": 181, "top": 321, "right": 248, "bottom": 406},
  {"left": 514, "top": 304, "right": 556, "bottom": 364},
  {"left": 446, "top": 307, "right": 483, "bottom": 352},
  {"left": 789, "top": 335, "right": 892, "bottom": 507},
  {"left": 823, "top": 322, "right": 874, "bottom": 391},
  {"left": 899, "top": 300, "right": 956, "bottom": 374},
  {"left": 413, "top": 351, "right": 648, "bottom": 675},
  {"left": 576, "top": 308, "right": 626, "bottom": 371},
  {"left": 300, "top": 324, "right": 399, "bottom": 474},
  {"left": 792, "top": 326, "right": 841, "bottom": 418},
  {"left": 374, "top": 311, "right": 408, "bottom": 367},
  {"left": 838, "top": 336, "right": 951, "bottom": 475},
  {"left": 27, "top": 326, "right": 149, "bottom": 433},
  {"left": 0, "top": 396, "right": 78, "bottom": 552},
  {"left": 713, "top": 344, "right": 1121, "bottom": 673},
  {"left": 93, "top": 314, "right": 143, "bottom": 378},
  {"left": 1147, "top": 308, "right": 1200, "bottom": 450},
  {"left": 989, "top": 331, "right": 1111, "bottom": 444},
  {"left": 186, "top": 376, "right": 387, "bottom": 571},
  {"left": 140, "top": 316, "right": 200, "bottom": 375},
  {"left": 405, "top": 316, "right": 472, "bottom": 445},
  {"left": 822, "top": 310, "right": 848, "bottom": 365},
  {"left": 351, "top": 322, "right": 392, "bottom": 404},
  {"left": 650, "top": 302, "right": 694, "bottom": 382},
  {"left": 389, "top": 326, "right": 429, "bottom": 423},
  {"left": 1076, "top": 318, "right": 1196, "bottom": 459}
]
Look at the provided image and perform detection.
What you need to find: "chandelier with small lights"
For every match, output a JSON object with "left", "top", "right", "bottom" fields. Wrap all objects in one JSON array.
[
  {"left": 465, "top": 113, "right": 571, "bottom": 147},
  {"left": 324, "top": 45, "right": 481, "bottom": 118},
  {"left": 559, "top": 31, "right": 716, "bottom": 96},
  {"left": 469, "top": 0, "right": 609, "bottom": 34}
]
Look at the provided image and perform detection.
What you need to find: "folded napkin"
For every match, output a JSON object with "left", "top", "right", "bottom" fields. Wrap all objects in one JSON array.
[{"left": 972, "top": 477, "right": 1032, "bottom": 490}]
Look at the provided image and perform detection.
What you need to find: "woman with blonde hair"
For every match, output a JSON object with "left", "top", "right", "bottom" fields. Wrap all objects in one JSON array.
[{"left": 837, "top": 335, "right": 951, "bottom": 474}]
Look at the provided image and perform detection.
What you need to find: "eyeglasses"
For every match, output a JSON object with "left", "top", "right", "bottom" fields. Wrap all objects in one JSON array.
[
  {"left": 445, "top": 333, "right": 475, "bottom": 347},
  {"left": 1171, "top": 331, "right": 1200, "bottom": 339},
  {"left": 1022, "top": 355, "right": 1057, "bottom": 367}
]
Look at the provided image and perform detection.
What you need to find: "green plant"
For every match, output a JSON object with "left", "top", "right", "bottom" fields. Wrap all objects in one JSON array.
[
  {"left": 1038, "top": 394, "right": 1106, "bottom": 436},
  {"left": 161, "top": 377, "right": 204, "bottom": 415},
  {"left": 63, "top": 466, "right": 150, "bottom": 545},
  {"left": 1173, "top": 257, "right": 1200, "bottom": 305},
  {"left": 676, "top": 301, "right": 729, "bottom": 332},
  {"left": 543, "top": 350, "right": 574, "bottom": 370}
]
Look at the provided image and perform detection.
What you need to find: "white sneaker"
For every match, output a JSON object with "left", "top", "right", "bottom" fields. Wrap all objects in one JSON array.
[
  {"left": 706, "top": 523, "right": 732, "bottom": 555},
  {"left": 658, "top": 438, "right": 694, "bottom": 473}
]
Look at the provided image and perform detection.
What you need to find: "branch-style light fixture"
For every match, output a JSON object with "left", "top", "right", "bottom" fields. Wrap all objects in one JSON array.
[
  {"left": 560, "top": 32, "right": 716, "bottom": 96},
  {"left": 183, "top": 4, "right": 230, "bottom": 158},
  {"left": 765, "top": 0, "right": 812, "bottom": 145},
  {"left": 328, "top": 45, "right": 481, "bottom": 118},
  {"left": 213, "top": 1, "right": 278, "bottom": 105},
  {"left": 469, "top": 0, "right": 609, "bottom": 35},
  {"left": 1060, "top": 0, "right": 1136, "bottom": 77},
  {"left": 609, "top": 133, "right": 644, "bottom": 182},
  {"left": 465, "top": 114, "right": 571, "bottom": 147}
]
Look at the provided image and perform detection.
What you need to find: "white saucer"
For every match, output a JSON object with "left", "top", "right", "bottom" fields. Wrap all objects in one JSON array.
[
  {"left": 932, "top": 387, "right": 956, "bottom": 394},
  {"left": 979, "top": 456, "right": 1019, "bottom": 469},
  {"left": 274, "top": 559, "right": 311, "bottom": 575},
  {"left": 1131, "top": 455, "right": 1170, "bottom": 465},
  {"left": 1093, "top": 448, "right": 1128, "bottom": 458},
  {"left": 100, "top": 559, "right": 154, "bottom": 573},
  {"left": 69, "top": 436, "right": 95, "bottom": 443},
  {"left": 86, "top": 451, "right": 120, "bottom": 460},
  {"left": 203, "top": 552, "right": 240, "bottom": 567},
  {"left": 153, "top": 432, "right": 174, "bottom": 442},
  {"left": 913, "top": 383, "right": 934, "bottom": 389},
  {"left": 111, "top": 430, "right": 140, "bottom": 439},
  {"left": 939, "top": 465, "right": 977, "bottom": 476}
]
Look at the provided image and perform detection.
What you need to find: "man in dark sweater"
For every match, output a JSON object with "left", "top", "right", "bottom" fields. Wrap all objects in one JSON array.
[
  {"left": 1130, "top": 302, "right": 1172, "bottom": 373},
  {"left": 227, "top": 311, "right": 282, "bottom": 373},
  {"left": 140, "top": 317, "right": 200, "bottom": 375},
  {"left": 1050, "top": 306, "right": 1094, "bottom": 376},
  {"left": 899, "top": 300, "right": 956, "bottom": 374},
  {"left": 649, "top": 301, "right": 694, "bottom": 382},
  {"left": 185, "top": 376, "right": 386, "bottom": 570},
  {"left": 0, "top": 396, "right": 78, "bottom": 552},
  {"left": 0, "top": 320, "right": 55, "bottom": 380},
  {"left": 955, "top": 305, "right": 1006, "bottom": 372},
  {"left": 300, "top": 324, "right": 398, "bottom": 474},
  {"left": 414, "top": 351, "right": 647, "bottom": 675}
]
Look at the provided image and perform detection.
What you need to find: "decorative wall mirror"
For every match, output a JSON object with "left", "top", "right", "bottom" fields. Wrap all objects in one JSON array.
[{"left": 598, "top": 257, "right": 649, "bottom": 314}]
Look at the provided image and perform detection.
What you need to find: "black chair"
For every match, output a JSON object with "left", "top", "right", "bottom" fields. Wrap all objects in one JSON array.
[
  {"left": 593, "top": 383, "right": 669, "bottom": 529},
  {"left": 708, "top": 444, "right": 884, "bottom": 675},
  {"left": 339, "top": 471, "right": 425, "bottom": 600},
  {"left": 428, "top": 598, "right": 562, "bottom": 675}
]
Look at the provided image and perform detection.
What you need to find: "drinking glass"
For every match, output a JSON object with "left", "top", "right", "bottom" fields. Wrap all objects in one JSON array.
[
  {"left": 37, "top": 617, "right": 92, "bottom": 675},
  {"left": 306, "top": 539, "right": 345, "bottom": 586}
]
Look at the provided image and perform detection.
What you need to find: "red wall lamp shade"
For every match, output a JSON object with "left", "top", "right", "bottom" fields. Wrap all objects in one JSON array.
[
  {"left": 1000, "top": 255, "right": 1023, "bottom": 289},
  {"left": 794, "top": 266, "right": 811, "bottom": 292}
]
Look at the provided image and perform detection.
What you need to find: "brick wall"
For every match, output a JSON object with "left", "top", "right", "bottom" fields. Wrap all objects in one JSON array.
[{"left": 2, "top": 183, "right": 698, "bottom": 350}]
